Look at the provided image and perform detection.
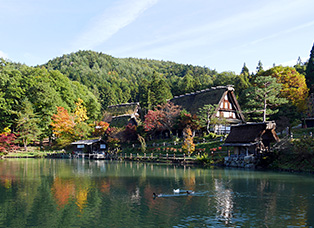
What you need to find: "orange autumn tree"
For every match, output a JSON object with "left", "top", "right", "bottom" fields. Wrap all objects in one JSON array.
[
  {"left": 51, "top": 99, "right": 91, "bottom": 145},
  {"left": 51, "top": 106, "right": 76, "bottom": 138},
  {"left": 93, "top": 121, "right": 110, "bottom": 137}
]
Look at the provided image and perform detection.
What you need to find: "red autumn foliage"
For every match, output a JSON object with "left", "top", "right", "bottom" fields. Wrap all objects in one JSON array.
[
  {"left": 144, "top": 102, "right": 181, "bottom": 133},
  {"left": 0, "top": 133, "right": 18, "bottom": 153}
]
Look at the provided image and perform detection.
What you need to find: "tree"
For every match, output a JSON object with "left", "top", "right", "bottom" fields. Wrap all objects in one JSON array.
[
  {"left": 182, "top": 127, "right": 195, "bottom": 155},
  {"left": 306, "top": 43, "right": 314, "bottom": 92},
  {"left": 93, "top": 121, "right": 109, "bottom": 137},
  {"left": 198, "top": 104, "right": 218, "bottom": 134},
  {"left": 74, "top": 98, "right": 88, "bottom": 123},
  {"left": 176, "top": 110, "right": 200, "bottom": 136},
  {"left": 16, "top": 98, "right": 41, "bottom": 150},
  {"left": 256, "top": 60, "right": 264, "bottom": 73},
  {"left": 240, "top": 63, "right": 250, "bottom": 76},
  {"left": 294, "top": 56, "right": 307, "bottom": 76},
  {"left": 260, "top": 66, "right": 309, "bottom": 111},
  {"left": 0, "top": 133, "right": 18, "bottom": 154},
  {"left": 144, "top": 102, "right": 181, "bottom": 137},
  {"left": 149, "top": 72, "right": 172, "bottom": 109},
  {"left": 50, "top": 106, "right": 76, "bottom": 145},
  {"left": 243, "top": 75, "right": 288, "bottom": 122}
]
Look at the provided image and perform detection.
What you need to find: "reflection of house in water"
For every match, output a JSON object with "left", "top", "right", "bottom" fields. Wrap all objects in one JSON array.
[
  {"left": 170, "top": 86, "right": 245, "bottom": 134},
  {"left": 214, "top": 179, "right": 234, "bottom": 224}
]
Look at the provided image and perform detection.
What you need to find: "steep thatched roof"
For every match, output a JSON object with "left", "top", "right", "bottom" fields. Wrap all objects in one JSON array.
[
  {"left": 223, "top": 122, "right": 279, "bottom": 146},
  {"left": 107, "top": 102, "right": 139, "bottom": 116},
  {"left": 109, "top": 114, "right": 138, "bottom": 128},
  {"left": 170, "top": 86, "right": 245, "bottom": 122}
]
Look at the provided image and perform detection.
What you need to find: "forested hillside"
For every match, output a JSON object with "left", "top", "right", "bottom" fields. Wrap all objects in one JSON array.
[
  {"left": 0, "top": 59, "right": 101, "bottom": 138},
  {"left": 44, "top": 50, "right": 221, "bottom": 109}
]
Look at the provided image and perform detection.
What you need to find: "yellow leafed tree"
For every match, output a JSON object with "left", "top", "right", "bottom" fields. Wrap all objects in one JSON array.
[
  {"left": 74, "top": 98, "right": 88, "bottom": 123},
  {"left": 182, "top": 127, "right": 195, "bottom": 155}
]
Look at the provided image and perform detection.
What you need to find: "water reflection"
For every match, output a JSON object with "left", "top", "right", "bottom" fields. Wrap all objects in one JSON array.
[
  {"left": 0, "top": 159, "right": 314, "bottom": 227},
  {"left": 214, "top": 179, "right": 233, "bottom": 224}
]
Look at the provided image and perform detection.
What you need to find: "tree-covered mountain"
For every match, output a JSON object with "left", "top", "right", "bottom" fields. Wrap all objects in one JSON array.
[{"left": 44, "top": 50, "right": 220, "bottom": 110}]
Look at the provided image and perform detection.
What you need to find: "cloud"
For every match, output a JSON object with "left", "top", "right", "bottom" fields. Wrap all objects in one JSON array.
[
  {"left": 0, "top": 50, "right": 9, "bottom": 59},
  {"left": 72, "top": 0, "right": 158, "bottom": 50}
]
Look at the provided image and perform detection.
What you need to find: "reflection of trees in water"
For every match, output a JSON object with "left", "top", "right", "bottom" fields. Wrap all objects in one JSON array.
[
  {"left": 214, "top": 179, "right": 233, "bottom": 225},
  {"left": 1, "top": 160, "right": 313, "bottom": 227}
]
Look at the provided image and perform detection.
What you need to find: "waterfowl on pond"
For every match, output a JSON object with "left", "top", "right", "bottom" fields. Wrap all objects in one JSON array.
[
  {"left": 186, "top": 191, "right": 195, "bottom": 195},
  {"left": 173, "top": 189, "right": 180, "bottom": 193},
  {"left": 153, "top": 193, "right": 162, "bottom": 198}
]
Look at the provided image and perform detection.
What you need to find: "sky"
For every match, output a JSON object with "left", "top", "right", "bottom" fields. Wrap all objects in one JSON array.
[{"left": 1, "top": 0, "right": 314, "bottom": 73}]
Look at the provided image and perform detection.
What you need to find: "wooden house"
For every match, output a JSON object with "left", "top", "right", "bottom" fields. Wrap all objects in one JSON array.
[
  {"left": 170, "top": 86, "right": 245, "bottom": 134},
  {"left": 71, "top": 139, "right": 107, "bottom": 154},
  {"left": 107, "top": 102, "right": 140, "bottom": 128},
  {"left": 223, "top": 121, "right": 279, "bottom": 155}
]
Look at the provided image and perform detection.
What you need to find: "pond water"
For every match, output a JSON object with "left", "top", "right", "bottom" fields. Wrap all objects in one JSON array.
[{"left": 0, "top": 159, "right": 314, "bottom": 228}]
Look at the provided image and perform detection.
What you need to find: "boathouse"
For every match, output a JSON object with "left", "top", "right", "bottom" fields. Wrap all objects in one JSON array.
[
  {"left": 170, "top": 86, "right": 245, "bottom": 134},
  {"left": 71, "top": 139, "right": 107, "bottom": 154}
]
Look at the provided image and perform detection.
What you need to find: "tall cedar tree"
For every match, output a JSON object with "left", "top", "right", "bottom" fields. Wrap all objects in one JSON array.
[{"left": 306, "top": 43, "right": 314, "bottom": 93}]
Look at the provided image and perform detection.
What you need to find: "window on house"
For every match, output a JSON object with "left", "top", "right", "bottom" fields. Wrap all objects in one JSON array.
[{"left": 100, "top": 144, "right": 106, "bottom": 149}]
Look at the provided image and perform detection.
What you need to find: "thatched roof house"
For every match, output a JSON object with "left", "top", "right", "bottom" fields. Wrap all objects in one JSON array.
[
  {"left": 107, "top": 102, "right": 140, "bottom": 116},
  {"left": 223, "top": 121, "right": 279, "bottom": 155},
  {"left": 170, "top": 86, "right": 245, "bottom": 133},
  {"left": 106, "top": 102, "right": 140, "bottom": 128}
]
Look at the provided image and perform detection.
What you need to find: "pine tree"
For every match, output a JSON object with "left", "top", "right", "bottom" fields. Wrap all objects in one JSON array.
[
  {"left": 306, "top": 43, "right": 314, "bottom": 92},
  {"left": 243, "top": 75, "right": 288, "bottom": 122}
]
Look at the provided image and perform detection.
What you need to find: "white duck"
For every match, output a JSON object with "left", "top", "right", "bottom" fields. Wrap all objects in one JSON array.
[{"left": 173, "top": 189, "right": 180, "bottom": 193}]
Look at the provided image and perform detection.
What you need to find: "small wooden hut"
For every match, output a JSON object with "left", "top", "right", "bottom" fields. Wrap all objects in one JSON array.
[
  {"left": 223, "top": 121, "right": 279, "bottom": 155},
  {"left": 71, "top": 139, "right": 107, "bottom": 154}
]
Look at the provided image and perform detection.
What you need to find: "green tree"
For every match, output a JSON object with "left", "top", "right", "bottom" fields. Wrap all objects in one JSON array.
[
  {"left": 306, "top": 43, "right": 314, "bottom": 92},
  {"left": 256, "top": 60, "right": 264, "bottom": 73},
  {"left": 16, "top": 98, "right": 41, "bottom": 150},
  {"left": 149, "top": 72, "right": 172, "bottom": 109},
  {"left": 198, "top": 104, "right": 218, "bottom": 134},
  {"left": 243, "top": 75, "right": 288, "bottom": 122},
  {"left": 240, "top": 63, "right": 250, "bottom": 77}
]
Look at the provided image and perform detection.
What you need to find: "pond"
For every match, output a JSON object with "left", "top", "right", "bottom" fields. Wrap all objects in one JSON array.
[{"left": 0, "top": 159, "right": 313, "bottom": 227}]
